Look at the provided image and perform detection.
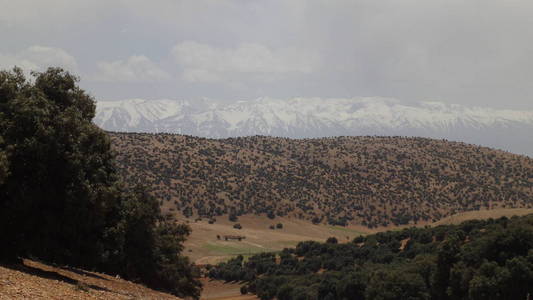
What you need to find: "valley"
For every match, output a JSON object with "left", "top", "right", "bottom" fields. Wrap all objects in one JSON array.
[
  {"left": 4, "top": 1, "right": 533, "bottom": 298},
  {"left": 184, "top": 208, "right": 533, "bottom": 266},
  {"left": 183, "top": 215, "right": 367, "bottom": 265}
]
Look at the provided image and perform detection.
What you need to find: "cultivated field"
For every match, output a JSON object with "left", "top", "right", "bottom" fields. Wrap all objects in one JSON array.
[
  {"left": 186, "top": 208, "right": 533, "bottom": 265},
  {"left": 183, "top": 215, "right": 368, "bottom": 265}
]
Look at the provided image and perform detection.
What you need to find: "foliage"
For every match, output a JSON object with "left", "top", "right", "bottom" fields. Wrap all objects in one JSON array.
[
  {"left": 209, "top": 214, "right": 533, "bottom": 300},
  {"left": 0, "top": 67, "right": 112, "bottom": 264},
  {"left": 0, "top": 68, "right": 200, "bottom": 298},
  {"left": 0, "top": 136, "right": 8, "bottom": 185}
]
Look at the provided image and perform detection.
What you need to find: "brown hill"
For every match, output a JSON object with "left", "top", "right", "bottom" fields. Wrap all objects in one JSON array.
[
  {"left": 0, "top": 259, "right": 180, "bottom": 299},
  {"left": 109, "top": 133, "right": 533, "bottom": 228}
]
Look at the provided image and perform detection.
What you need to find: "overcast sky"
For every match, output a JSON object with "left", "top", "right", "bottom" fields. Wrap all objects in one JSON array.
[{"left": 1, "top": 0, "right": 532, "bottom": 109}]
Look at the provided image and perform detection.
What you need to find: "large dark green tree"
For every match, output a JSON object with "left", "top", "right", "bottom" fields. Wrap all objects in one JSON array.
[
  {"left": 0, "top": 67, "right": 201, "bottom": 298},
  {"left": 0, "top": 137, "right": 7, "bottom": 184},
  {"left": 102, "top": 185, "right": 202, "bottom": 298},
  {"left": 0, "top": 67, "right": 114, "bottom": 265}
]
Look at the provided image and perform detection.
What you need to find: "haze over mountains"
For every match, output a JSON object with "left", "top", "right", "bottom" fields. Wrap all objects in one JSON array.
[{"left": 95, "top": 98, "right": 533, "bottom": 157}]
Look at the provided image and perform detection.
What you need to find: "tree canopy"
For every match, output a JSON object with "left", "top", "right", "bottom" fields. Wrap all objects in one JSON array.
[
  {"left": 0, "top": 67, "right": 200, "bottom": 298},
  {"left": 209, "top": 215, "right": 533, "bottom": 300}
]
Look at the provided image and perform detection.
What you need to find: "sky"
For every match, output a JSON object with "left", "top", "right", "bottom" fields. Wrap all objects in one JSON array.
[{"left": 1, "top": 0, "right": 532, "bottom": 109}]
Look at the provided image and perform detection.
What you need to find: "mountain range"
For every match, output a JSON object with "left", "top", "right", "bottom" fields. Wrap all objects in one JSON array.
[{"left": 94, "top": 98, "right": 533, "bottom": 157}]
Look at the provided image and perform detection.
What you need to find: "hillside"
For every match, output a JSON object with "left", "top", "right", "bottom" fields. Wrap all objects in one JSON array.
[
  {"left": 183, "top": 209, "right": 533, "bottom": 266},
  {"left": 208, "top": 214, "right": 533, "bottom": 300},
  {"left": 0, "top": 259, "right": 180, "bottom": 300},
  {"left": 109, "top": 133, "right": 533, "bottom": 228},
  {"left": 431, "top": 208, "right": 533, "bottom": 226}
]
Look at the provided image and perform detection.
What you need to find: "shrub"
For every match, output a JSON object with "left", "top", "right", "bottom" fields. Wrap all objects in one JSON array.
[
  {"left": 326, "top": 237, "right": 338, "bottom": 244},
  {"left": 229, "top": 213, "right": 238, "bottom": 222},
  {"left": 240, "top": 285, "right": 248, "bottom": 295}
]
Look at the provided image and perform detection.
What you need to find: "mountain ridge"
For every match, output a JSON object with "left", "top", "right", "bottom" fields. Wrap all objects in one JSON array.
[{"left": 95, "top": 98, "right": 533, "bottom": 157}]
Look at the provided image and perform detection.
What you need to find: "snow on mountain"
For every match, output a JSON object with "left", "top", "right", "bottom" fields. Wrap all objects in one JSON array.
[{"left": 94, "top": 97, "right": 533, "bottom": 157}]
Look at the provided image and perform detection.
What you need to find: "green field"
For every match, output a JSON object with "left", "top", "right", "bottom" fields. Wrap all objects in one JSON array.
[
  {"left": 203, "top": 242, "right": 275, "bottom": 256},
  {"left": 327, "top": 225, "right": 366, "bottom": 236}
]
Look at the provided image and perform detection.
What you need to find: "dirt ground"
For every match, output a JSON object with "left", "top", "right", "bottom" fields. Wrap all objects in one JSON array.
[{"left": 0, "top": 259, "right": 181, "bottom": 300}]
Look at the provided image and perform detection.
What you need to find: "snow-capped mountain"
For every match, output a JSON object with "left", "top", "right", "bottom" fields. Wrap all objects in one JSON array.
[{"left": 94, "top": 97, "right": 533, "bottom": 157}]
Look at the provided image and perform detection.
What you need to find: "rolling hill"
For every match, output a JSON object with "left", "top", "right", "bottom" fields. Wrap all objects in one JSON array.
[
  {"left": 96, "top": 98, "right": 533, "bottom": 157},
  {"left": 109, "top": 133, "right": 533, "bottom": 228}
]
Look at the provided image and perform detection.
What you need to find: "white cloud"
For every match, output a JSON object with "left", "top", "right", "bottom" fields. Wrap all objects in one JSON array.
[
  {"left": 94, "top": 55, "right": 170, "bottom": 82},
  {"left": 2, "top": 1, "right": 533, "bottom": 108},
  {"left": 172, "top": 41, "right": 320, "bottom": 83},
  {"left": 0, "top": 46, "right": 78, "bottom": 73}
]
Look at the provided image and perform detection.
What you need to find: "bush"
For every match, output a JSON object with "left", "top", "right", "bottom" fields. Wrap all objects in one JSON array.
[
  {"left": 234, "top": 223, "right": 242, "bottom": 230},
  {"left": 326, "top": 237, "right": 338, "bottom": 244},
  {"left": 276, "top": 223, "right": 283, "bottom": 229},
  {"left": 229, "top": 213, "right": 238, "bottom": 222},
  {"left": 240, "top": 285, "right": 248, "bottom": 295}
]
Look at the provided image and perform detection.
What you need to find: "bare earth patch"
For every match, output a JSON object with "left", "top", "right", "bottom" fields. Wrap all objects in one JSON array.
[{"left": 0, "top": 259, "right": 180, "bottom": 300}]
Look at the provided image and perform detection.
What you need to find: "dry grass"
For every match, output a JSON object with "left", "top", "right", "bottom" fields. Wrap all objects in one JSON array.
[
  {"left": 199, "top": 278, "right": 259, "bottom": 300},
  {"left": 184, "top": 215, "right": 368, "bottom": 264},
  {"left": 432, "top": 208, "right": 533, "bottom": 226},
  {"left": 185, "top": 209, "right": 533, "bottom": 264}
]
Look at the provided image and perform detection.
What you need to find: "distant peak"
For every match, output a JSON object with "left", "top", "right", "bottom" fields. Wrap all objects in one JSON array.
[{"left": 94, "top": 97, "right": 533, "bottom": 157}]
